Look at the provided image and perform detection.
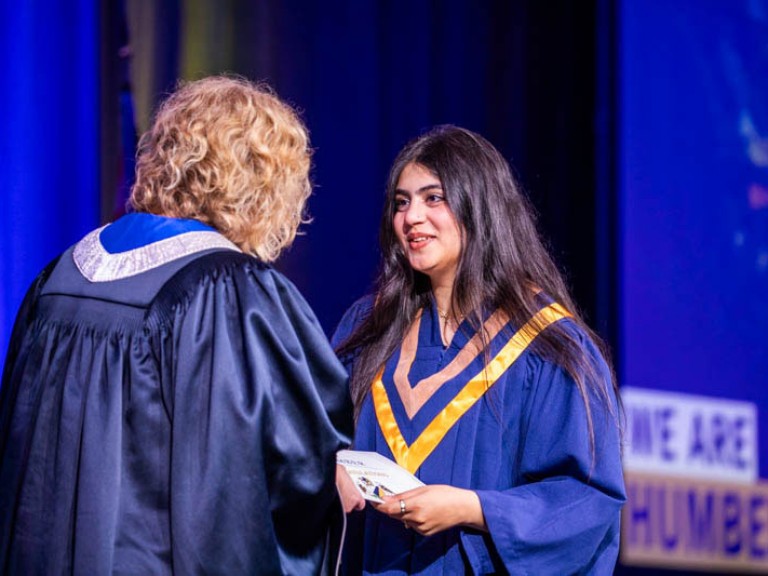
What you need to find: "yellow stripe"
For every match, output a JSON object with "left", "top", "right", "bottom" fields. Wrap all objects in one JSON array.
[{"left": 373, "top": 303, "right": 571, "bottom": 474}]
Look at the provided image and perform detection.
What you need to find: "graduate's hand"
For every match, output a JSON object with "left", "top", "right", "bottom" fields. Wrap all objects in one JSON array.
[
  {"left": 374, "top": 485, "right": 487, "bottom": 536},
  {"left": 336, "top": 464, "right": 366, "bottom": 513}
]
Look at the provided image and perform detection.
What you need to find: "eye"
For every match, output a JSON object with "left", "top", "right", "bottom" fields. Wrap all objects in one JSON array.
[
  {"left": 425, "top": 193, "right": 445, "bottom": 205},
  {"left": 393, "top": 196, "right": 409, "bottom": 212}
]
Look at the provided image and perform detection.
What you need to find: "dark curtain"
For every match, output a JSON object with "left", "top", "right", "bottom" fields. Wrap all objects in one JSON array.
[
  {"left": 103, "top": 0, "right": 613, "bottom": 343},
  {"left": 0, "top": 0, "right": 100, "bottom": 366}
]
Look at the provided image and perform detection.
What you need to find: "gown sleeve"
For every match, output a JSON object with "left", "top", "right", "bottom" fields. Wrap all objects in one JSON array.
[
  {"left": 154, "top": 254, "right": 353, "bottom": 575},
  {"left": 0, "top": 258, "right": 61, "bottom": 469},
  {"left": 330, "top": 295, "right": 374, "bottom": 364},
  {"left": 466, "top": 338, "right": 626, "bottom": 575},
  {"left": 0, "top": 257, "right": 59, "bottom": 388},
  {"left": 330, "top": 295, "right": 374, "bottom": 575}
]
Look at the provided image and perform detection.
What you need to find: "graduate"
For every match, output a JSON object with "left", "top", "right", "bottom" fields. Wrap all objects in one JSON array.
[
  {"left": 333, "top": 126, "right": 626, "bottom": 574},
  {"left": 0, "top": 76, "right": 353, "bottom": 575}
]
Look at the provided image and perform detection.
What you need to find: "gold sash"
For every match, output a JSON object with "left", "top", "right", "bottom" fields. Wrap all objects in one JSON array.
[{"left": 372, "top": 302, "right": 570, "bottom": 474}]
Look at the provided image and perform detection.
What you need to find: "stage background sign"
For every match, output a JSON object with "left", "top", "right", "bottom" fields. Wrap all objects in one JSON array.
[{"left": 618, "top": 1, "right": 768, "bottom": 573}]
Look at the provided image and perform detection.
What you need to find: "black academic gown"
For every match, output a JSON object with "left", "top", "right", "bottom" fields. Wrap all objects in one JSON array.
[{"left": 0, "top": 222, "right": 352, "bottom": 575}]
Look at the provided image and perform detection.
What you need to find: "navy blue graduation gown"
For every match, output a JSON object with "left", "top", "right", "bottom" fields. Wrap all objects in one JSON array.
[
  {"left": 0, "top": 214, "right": 353, "bottom": 575},
  {"left": 332, "top": 297, "right": 625, "bottom": 575}
]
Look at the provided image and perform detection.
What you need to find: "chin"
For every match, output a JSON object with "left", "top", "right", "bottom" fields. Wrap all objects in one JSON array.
[{"left": 408, "top": 262, "right": 435, "bottom": 276}]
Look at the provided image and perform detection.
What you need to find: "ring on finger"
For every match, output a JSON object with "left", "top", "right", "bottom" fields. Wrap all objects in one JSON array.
[{"left": 399, "top": 499, "right": 406, "bottom": 515}]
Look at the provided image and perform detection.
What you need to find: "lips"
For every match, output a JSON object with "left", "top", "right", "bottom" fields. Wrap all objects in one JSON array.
[{"left": 406, "top": 233, "right": 434, "bottom": 249}]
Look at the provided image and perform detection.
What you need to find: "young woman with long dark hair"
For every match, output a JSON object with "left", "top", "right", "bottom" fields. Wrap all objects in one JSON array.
[{"left": 334, "top": 125, "right": 625, "bottom": 575}]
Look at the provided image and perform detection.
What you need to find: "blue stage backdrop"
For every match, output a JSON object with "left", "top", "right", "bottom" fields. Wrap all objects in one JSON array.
[
  {"left": 0, "top": 1, "right": 606, "bottom": 376},
  {"left": 618, "top": 1, "right": 768, "bottom": 574},
  {"left": 0, "top": 1, "right": 100, "bottom": 363},
  {"left": 620, "top": 0, "right": 768, "bottom": 472}
]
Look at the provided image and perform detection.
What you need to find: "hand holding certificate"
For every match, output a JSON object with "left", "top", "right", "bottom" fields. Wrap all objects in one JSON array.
[
  {"left": 337, "top": 450, "right": 424, "bottom": 503},
  {"left": 337, "top": 450, "right": 487, "bottom": 536}
]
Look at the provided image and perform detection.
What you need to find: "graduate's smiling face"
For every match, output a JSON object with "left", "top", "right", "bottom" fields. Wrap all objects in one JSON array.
[{"left": 393, "top": 163, "right": 462, "bottom": 289}]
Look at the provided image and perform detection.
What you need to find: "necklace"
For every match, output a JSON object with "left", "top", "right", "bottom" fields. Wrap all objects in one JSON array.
[{"left": 438, "top": 308, "right": 465, "bottom": 323}]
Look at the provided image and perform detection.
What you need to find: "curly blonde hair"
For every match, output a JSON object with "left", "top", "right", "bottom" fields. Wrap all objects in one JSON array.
[{"left": 129, "top": 75, "right": 312, "bottom": 262}]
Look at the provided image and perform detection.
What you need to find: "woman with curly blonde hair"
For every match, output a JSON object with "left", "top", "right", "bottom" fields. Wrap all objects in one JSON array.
[
  {"left": 130, "top": 75, "right": 311, "bottom": 261},
  {"left": 0, "top": 76, "right": 353, "bottom": 575}
]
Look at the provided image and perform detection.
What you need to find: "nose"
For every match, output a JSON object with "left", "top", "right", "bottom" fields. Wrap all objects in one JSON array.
[{"left": 403, "top": 199, "right": 425, "bottom": 225}]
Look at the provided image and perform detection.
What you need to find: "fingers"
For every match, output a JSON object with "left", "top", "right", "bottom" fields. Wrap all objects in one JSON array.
[
  {"left": 374, "top": 494, "right": 412, "bottom": 517},
  {"left": 336, "top": 464, "right": 367, "bottom": 513},
  {"left": 372, "top": 495, "right": 437, "bottom": 535},
  {"left": 345, "top": 490, "right": 366, "bottom": 512},
  {"left": 375, "top": 497, "right": 409, "bottom": 520},
  {"left": 372, "top": 485, "right": 480, "bottom": 536}
]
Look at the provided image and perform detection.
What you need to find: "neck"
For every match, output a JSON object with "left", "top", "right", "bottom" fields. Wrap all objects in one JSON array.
[{"left": 431, "top": 284, "right": 454, "bottom": 318}]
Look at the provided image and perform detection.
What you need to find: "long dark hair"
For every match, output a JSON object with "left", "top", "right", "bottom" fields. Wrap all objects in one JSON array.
[{"left": 337, "top": 125, "right": 620, "bottom": 448}]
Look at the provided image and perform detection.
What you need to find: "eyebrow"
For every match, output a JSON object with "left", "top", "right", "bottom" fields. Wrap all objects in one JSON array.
[{"left": 394, "top": 184, "right": 443, "bottom": 195}]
